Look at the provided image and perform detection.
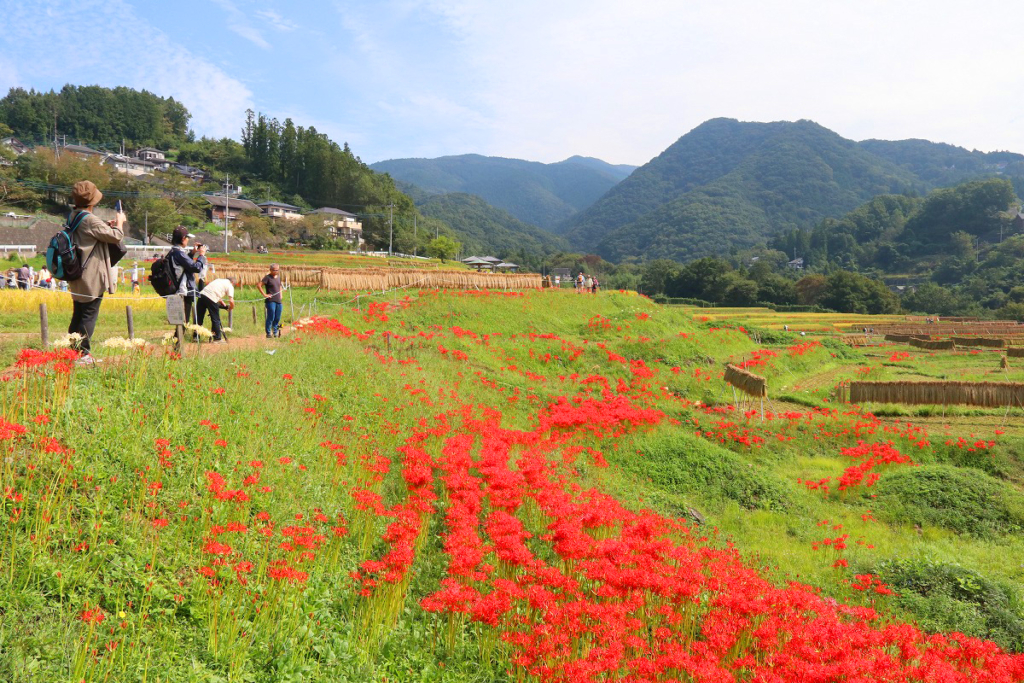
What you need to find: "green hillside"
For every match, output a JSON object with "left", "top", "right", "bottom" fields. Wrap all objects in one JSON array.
[
  {"left": 564, "top": 118, "right": 1024, "bottom": 264},
  {"left": 371, "top": 154, "right": 631, "bottom": 229},
  {"left": 415, "top": 192, "right": 568, "bottom": 267}
]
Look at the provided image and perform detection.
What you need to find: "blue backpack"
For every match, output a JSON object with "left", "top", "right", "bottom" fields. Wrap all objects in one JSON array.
[{"left": 46, "top": 211, "right": 90, "bottom": 281}]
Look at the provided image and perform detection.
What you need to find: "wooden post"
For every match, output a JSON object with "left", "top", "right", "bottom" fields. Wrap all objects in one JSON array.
[
  {"left": 251, "top": 304, "right": 257, "bottom": 326},
  {"left": 39, "top": 303, "right": 49, "bottom": 348},
  {"left": 288, "top": 281, "right": 295, "bottom": 323},
  {"left": 175, "top": 324, "right": 184, "bottom": 354},
  {"left": 126, "top": 305, "right": 134, "bottom": 340},
  {"left": 228, "top": 307, "right": 233, "bottom": 330}
]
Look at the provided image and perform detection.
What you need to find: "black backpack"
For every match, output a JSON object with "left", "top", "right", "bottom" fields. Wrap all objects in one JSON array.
[
  {"left": 45, "top": 211, "right": 90, "bottom": 281},
  {"left": 149, "top": 252, "right": 182, "bottom": 297}
]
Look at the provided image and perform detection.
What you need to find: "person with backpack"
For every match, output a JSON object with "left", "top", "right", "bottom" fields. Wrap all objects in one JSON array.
[
  {"left": 66, "top": 180, "right": 125, "bottom": 362},
  {"left": 169, "top": 227, "right": 205, "bottom": 325}
]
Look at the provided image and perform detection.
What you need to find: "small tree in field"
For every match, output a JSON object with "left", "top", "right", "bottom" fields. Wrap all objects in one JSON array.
[{"left": 427, "top": 236, "right": 460, "bottom": 262}]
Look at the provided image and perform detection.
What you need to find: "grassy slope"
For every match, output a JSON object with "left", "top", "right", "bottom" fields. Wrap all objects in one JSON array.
[{"left": 2, "top": 291, "right": 1023, "bottom": 681}]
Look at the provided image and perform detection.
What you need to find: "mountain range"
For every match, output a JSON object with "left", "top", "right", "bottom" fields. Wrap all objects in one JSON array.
[
  {"left": 370, "top": 154, "right": 635, "bottom": 230},
  {"left": 563, "top": 118, "right": 1024, "bottom": 263}
]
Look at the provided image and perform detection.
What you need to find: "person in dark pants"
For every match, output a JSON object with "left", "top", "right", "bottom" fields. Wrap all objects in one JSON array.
[
  {"left": 169, "top": 227, "right": 205, "bottom": 326},
  {"left": 195, "top": 277, "right": 236, "bottom": 343},
  {"left": 66, "top": 180, "right": 125, "bottom": 363},
  {"left": 256, "top": 263, "right": 284, "bottom": 338}
]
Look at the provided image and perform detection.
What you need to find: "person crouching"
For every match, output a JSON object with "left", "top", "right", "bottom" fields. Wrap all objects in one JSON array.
[{"left": 196, "top": 277, "right": 237, "bottom": 343}]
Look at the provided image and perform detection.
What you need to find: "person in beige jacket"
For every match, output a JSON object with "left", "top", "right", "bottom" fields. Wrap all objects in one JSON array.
[{"left": 67, "top": 180, "right": 125, "bottom": 362}]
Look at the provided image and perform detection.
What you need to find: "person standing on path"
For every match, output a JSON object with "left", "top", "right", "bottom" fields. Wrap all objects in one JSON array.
[
  {"left": 256, "top": 263, "right": 283, "bottom": 338},
  {"left": 67, "top": 180, "right": 125, "bottom": 363},
  {"left": 584, "top": 274, "right": 593, "bottom": 293},
  {"left": 169, "top": 227, "right": 205, "bottom": 324},
  {"left": 17, "top": 263, "right": 30, "bottom": 290},
  {"left": 195, "top": 277, "right": 237, "bottom": 343}
]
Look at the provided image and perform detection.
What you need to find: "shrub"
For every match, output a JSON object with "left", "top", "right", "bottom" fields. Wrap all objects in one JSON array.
[
  {"left": 629, "top": 431, "right": 791, "bottom": 510},
  {"left": 872, "top": 465, "right": 1024, "bottom": 537},
  {"left": 871, "top": 558, "right": 1024, "bottom": 653}
]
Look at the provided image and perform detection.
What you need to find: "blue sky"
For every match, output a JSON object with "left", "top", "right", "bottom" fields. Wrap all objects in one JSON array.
[{"left": 3, "top": 0, "right": 1024, "bottom": 166}]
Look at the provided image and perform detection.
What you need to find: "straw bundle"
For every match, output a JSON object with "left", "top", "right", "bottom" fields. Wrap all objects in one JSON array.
[
  {"left": 908, "top": 338, "right": 955, "bottom": 350},
  {"left": 884, "top": 334, "right": 915, "bottom": 343},
  {"left": 724, "top": 364, "right": 767, "bottom": 397},
  {"left": 849, "top": 380, "right": 1024, "bottom": 407},
  {"left": 209, "top": 265, "right": 543, "bottom": 292}
]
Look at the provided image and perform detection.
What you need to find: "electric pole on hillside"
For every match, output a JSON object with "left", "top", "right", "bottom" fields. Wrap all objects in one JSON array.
[
  {"left": 223, "top": 175, "right": 230, "bottom": 255},
  {"left": 413, "top": 214, "right": 417, "bottom": 257},
  {"left": 388, "top": 203, "right": 394, "bottom": 255}
]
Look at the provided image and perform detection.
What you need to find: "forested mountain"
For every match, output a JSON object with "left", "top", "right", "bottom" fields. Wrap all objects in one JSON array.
[
  {"left": 564, "top": 118, "right": 1024, "bottom": 264},
  {"left": 0, "top": 85, "right": 191, "bottom": 149},
  {"left": 415, "top": 193, "right": 568, "bottom": 269},
  {"left": 370, "top": 154, "right": 632, "bottom": 229}
]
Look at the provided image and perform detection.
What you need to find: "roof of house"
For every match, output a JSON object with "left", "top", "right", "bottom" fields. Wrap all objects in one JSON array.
[
  {"left": 309, "top": 207, "right": 358, "bottom": 218},
  {"left": 63, "top": 144, "right": 105, "bottom": 157},
  {"left": 203, "top": 195, "right": 260, "bottom": 212},
  {"left": 136, "top": 147, "right": 163, "bottom": 153},
  {"left": 258, "top": 201, "right": 301, "bottom": 211},
  {"left": 788, "top": 257, "right": 804, "bottom": 265}
]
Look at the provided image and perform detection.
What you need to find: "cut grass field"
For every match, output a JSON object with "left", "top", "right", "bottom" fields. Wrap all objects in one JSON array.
[{"left": 2, "top": 288, "right": 1024, "bottom": 680}]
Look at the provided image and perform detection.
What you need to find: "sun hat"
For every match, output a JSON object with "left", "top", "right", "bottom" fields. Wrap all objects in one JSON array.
[{"left": 71, "top": 180, "right": 103, "bottom": 208}]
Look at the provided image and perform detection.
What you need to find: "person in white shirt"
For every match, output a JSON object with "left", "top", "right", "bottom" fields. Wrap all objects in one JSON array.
[{"left": 195, "top": 277, "right": 237, "bottom": 343}]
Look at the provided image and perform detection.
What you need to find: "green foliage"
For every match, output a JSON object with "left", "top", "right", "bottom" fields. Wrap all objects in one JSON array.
[
  {"left": 872, "top": 465, "right": 1024, "bottom": 537},
  {"left": 870, "top": 558, "right": 1024, "bottom": 652},
  {"left": 425, "top": 235, "right": 460, "bottom": 262},
  {"left": 629, "top": 431, "right": 791, "bottom": 511},
  {"left": 0, "top": 85, "right": 190, "bottom": 148},
  {"left": 819, "top": 270, "right": 900, "bottom": 314},
  {"left": 371, "top": 154, "right": 633, "bottom": 230}
]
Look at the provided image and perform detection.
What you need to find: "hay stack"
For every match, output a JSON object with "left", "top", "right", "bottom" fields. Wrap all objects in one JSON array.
[
  {"left": 908, "top": 338, "right": 954, "bottom": 350},
  {"left": 724, "top": 364, "right": 767, "bottom": 397},
  {"left": 850, "top": 380, "right": 1024, "bottom": 407}
]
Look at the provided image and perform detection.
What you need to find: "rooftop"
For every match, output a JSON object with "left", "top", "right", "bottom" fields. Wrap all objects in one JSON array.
[{"left": 258, "top": 201, "right": 301, "bottom": 211}]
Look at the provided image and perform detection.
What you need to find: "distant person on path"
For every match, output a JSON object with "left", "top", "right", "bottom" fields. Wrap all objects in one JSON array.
[
  {"left": 196, "top": 276, "right": 237, "bottom": 343},
  {"left": 584, "top": 274, "right": 593, "bottom": 293},
  {"left": 67, "top": 180, "right": 125, "bottom": 363},
  {"left": 17, "top": 263, "right": 30, "bottom": 290},
  {"left": 576, "top": 272, "right": 584, "bottom": 293},
  {"left": 169, "top": 227, "right": 205, "bottom": 324},
  {"left": 131, "top": 261, "right": 142, "bottom": 295},
  {"left": 257, "top": 263, "right": 284, "bottom": 338},
  {"left": 591, "top": 276, "right": 599, "bottom": 294},
  {"left": 36, "top": 266, "right": 51, "bottom": 289}
]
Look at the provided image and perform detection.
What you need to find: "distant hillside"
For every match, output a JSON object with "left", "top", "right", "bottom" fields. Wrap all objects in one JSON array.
[
  {"left": 415, "top": 192, "right": 568, "bottom": 267},
  {"left": 562, "top": 118, "right": 1024, "bottom": 264},
  {"left": 371, "top": 154, "right": 633, "bottom": 229}
]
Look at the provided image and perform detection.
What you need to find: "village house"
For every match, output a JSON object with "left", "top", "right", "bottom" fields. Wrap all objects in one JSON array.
[
  {"left": 307, "top": 207, "right": 363, "bottom": 243},
  {"left": 135, "top": 147, "right": 166, "bottom": 162},
  {"left": 1, "top": 137, "right": 30, "bottom": 156},
  {"left": 105, "top": 154, "right": 157, "bottom": 176},
  {"left": 63, "top": 144, "right": 107, "bottom": 160},
  {"left": 258, "top": 201, "right": 303, "bottom": 220},
  {"left": 787, "top": 257, "right": 805, "bottom": 270},
  {"left": 204, "top": 196, "right": 260, "bottom": 224}
]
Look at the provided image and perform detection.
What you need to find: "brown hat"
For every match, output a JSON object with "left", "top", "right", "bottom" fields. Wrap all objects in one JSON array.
[
  {"left": 172, "top": 226, "right": 194, "bottom": 244},
  {"left": 71, "top": 180, "right": 103, "bottom": 208}
]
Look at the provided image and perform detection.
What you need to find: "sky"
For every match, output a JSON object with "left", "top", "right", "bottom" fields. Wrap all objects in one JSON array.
[{"left": 2, "top": 0, "right": 1023, "bottom": 166}]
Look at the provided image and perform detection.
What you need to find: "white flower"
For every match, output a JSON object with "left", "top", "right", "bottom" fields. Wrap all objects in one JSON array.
[
  {"left": 185, "top": 323, "right": 214, "bottom": 339},
  {"left": 52, "top": 332, "right": 84, "bottom": 349},
  {"left": 222, "top": 327, "right": 233, "bottom": 333}
]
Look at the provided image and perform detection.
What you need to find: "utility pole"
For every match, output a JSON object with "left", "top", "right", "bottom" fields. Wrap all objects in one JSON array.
[
  {"left": 388, "top": 203, "right": 394, "bottom": 256},
  {"left": 413, "top": 214, "right": 417, "bottom": 257},
  {"left": 224, "top": 175, "right": 230, "bottom": 254},
  {"left": 144, "top": 211, "right": 148, "bottom": 244}
]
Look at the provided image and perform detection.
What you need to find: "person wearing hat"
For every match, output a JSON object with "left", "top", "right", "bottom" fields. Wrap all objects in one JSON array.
[
  {"left": 67, "top": 180, "right": 125, "bottom": 362},
  {"left": 169, "top": 226, "right": 206, "bottom": 326}
]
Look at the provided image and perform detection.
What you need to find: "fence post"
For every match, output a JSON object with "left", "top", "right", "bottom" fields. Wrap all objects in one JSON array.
[
  {"left": 39, "top": 303, "right": 49, "bottom": 348},
  {"left": 228, "top": 307, "right": 233, "bottom": 330},
  {"left": 126, "top": 305, "right": 134, "bottom": 340},
  {"left": 251, "top": 305, "right": 257, "bottom": 326},
  {"left": 175, "top": 324, "right": 184, "bottom": 354}
]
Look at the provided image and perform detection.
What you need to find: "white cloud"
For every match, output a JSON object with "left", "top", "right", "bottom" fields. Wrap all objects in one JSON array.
[
  {"left": 255, "top": 8, "right": 298, "bottom": 32},
  {"left": 0, "top": 0, "right": 254, "bottom": 139},
  {"left": 211, "top": 0, "right": 272, "bottom": 49}
]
